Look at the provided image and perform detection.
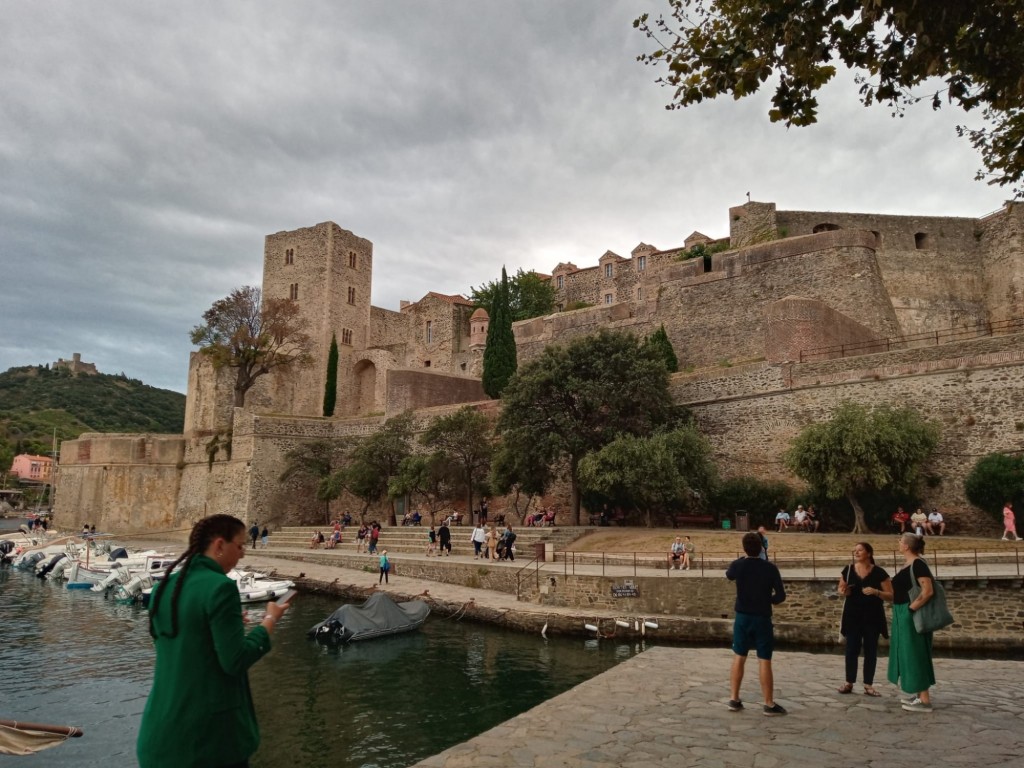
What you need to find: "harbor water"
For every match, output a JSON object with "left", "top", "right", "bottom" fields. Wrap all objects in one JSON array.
[{"left": 0, "top": 535, "right": 641, "bottom": 768}]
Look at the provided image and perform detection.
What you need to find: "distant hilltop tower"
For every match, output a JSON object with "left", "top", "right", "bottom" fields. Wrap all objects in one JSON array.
[{"left": 52, "top": 352, "right": 98, "bottom": 375}]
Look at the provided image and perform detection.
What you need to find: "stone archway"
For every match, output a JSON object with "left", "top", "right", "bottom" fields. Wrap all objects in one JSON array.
[{"left": 353, "top": 359, "right": 378, "bottom": 415}]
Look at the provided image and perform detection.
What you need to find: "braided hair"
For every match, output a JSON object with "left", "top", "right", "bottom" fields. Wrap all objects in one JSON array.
[{"left": 148, "top": 514, "right": 245, "bottom": 640}]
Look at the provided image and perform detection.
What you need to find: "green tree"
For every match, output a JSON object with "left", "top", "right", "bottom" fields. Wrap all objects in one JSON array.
[
  {"left": 489, "top": 438, "right": 552, "bottom": 524},
  {"left": 323, "top": 333, "right": 338, "bottom": 417},
  {"left": 964, "top": 452, "right": 1024, "bottom": 519},
  {"left": 711, "top": 476, "right": 796, "bottom": 530},
  {"left": 578, "top": 426, "right": 716, "bottom": 527},
  {"left": 279, "top": 440, "right": 348, "bottom": 524},
  {"left": 498, "top": 329, "right": 674, "bottom": 525},
  {"left": 785, "top": 402, "right": 941, "bottom": 533},
  {"left": 333, "top": 412, "right": 413, "bottom": 524},
  {"left": 190, "top": 285, "right": 314, "bottom": 408},
  {"left": 471, "top": 267, "right": 557, "bottom": 322},
  {"left": 646, "top": 324, "right": 679, "bottom": 373},
  {"left": 389, "top": 452, "right": 460, "bottom": 524},
  {"left": 635, "top": 2, "right": 1024, "bottom": 196},
  {"left": 482, "top": 267, "right": 518, "bottom": 398},
  {"left": 420, "top": 406, "right": 494, "bottom": 523}
]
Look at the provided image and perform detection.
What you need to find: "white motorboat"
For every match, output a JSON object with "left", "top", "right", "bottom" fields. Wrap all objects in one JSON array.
[{"left": 228, "top": 569, "right": 295, "bottom": 603}]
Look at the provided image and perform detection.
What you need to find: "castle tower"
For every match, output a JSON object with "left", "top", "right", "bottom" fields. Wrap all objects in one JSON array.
[
  {"left": 260, "top": 222, "right": 373, "bottom": 418},
  {"left": 469, "top": 307, "right": 489, "bottom": 348}
]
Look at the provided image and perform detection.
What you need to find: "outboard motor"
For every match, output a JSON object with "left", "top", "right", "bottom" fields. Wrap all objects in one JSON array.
[
  {"left": 37, "top": 553, "right": 67, "bottom": 579},
  {"left": 17, "top": 552, "right": 46, "bottom": 571},
  {"left": 310, "top": 619, "right": 353, "bottom": 644},
  {"left": 108, "top": 547, "right": 129, "bottom": 561},
  {"left": 0, "top": 540, "right": 14, "bottom": 563}
]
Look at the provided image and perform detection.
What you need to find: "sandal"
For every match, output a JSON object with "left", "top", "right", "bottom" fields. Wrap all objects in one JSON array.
[
  {"left": 863, "top": 686, "right": 881, "bottom": 697},
  {"left": 837, "top": 683, "right": 854, "bottom": 694}
]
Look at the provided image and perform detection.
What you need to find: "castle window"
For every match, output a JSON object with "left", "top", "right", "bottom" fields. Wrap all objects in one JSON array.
[
  {"left": 605, "top": 263, "right": 613, "bottom": 278},
  {"left": 636, "top": 255, "right": 646, "bottom": 271},
  {"left": 285, "top": 248, "right": 294, "bottom": 265},
  {"left": 915, "top": 232, "right": 931, "bottom": 249},
  {"left": 341, "top": 328, "right": 353, "bottom": 345},
  {"left": 556, "top": 275, "right": 564, "bottom": 289},
  {"left": 347, "top": 287, "right": 356, "bottom": 304},
  {"left": 460, "top": 362, "right": 467, "bottom": 371},
  {"left": 637, "top": 287, "right": 643, "bottom": 301},
  {"left": 557, "top": 303, "right": 564, "bottom": 311},
  {"left": 289, "top": 283, "right": 299, "bottom": 300},
  {"left": 426, "top": 320, "right": 433, "bottom": 344},
  {"left": 348, "top": 251, "right": 357, "bottom": 269},
  {"left": 604, "top": 293, "right": 613, "bottom": 305},
  {"left": 424, "top": 360, "right": 431, "bottom": 368}
]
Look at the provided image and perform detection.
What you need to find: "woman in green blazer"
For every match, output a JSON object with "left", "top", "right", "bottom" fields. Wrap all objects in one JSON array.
[{"left": 137, "top": 515, "right": 290, "bottom": 768}]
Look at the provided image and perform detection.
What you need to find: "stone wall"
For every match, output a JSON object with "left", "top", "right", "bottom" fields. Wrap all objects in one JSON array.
[
  {"left": 765, "top": 297, "right": 881, "bottom": 364},
  {"left": 385, "top": 369, "right": 487, "bottom": 416},
  {"left": 979, "top": 202, "right": 1024, "bottom": 324}
]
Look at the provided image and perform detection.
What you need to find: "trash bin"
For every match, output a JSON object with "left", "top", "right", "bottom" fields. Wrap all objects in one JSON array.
[
  {"left": 721, "top": 519, "right": 732, "bottom": 530},
  {"left": 736, "top": 512, "right": 750, "bottom": 532}
]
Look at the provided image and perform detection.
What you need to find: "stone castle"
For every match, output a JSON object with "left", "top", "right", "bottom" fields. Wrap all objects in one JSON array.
[{"left": 55, "top": 199, "right": 1024, "bottom": 533}]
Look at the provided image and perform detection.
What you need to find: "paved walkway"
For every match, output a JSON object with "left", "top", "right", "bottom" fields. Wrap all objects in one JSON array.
[{"left": 410, "top": 646, "right": 1024, "bottom": 768}]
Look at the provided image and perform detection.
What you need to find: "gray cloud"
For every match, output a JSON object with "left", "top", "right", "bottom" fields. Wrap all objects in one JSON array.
[{"left": 0, "top": 1, "right": 1007, "bottom": 393}]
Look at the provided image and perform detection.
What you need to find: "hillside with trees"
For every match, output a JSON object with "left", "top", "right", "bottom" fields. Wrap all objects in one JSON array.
[{"left": 0, "top": 365, "right": 186, "bottom": 470}]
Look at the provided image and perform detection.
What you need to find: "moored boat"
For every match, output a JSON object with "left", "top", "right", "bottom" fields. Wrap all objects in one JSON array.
[{"left": 307, "top": 592, "right": 430, "bottom": 644}]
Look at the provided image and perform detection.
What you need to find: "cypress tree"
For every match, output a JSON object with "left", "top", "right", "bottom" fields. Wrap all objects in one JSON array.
[
  {"left": 647, "top": 324, "right": 679, "bottom": 373},
  {"left": 482, "top": 266, "right": 518, "bottom": 398},
  {"left": 323, "top": 333, "right": 339, "bottom": 416}
]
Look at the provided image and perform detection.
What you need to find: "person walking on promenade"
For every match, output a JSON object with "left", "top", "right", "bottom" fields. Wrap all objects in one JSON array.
[
  {"left": 368, "top": 522, "right": 380, "bottom": 555},
  {"left": 379, "top": 550, "right": 391, "bottom": 584},
  {"left": 249, "top": 522, "right": 259, "bottom": 549},
  {"left": 725, "top": 531, "right": 787, "bottom": 716},
  {"left": 471, "top": 524, "right": 486, "bottom": 558},
  {"left": 260, "top": 526, "right": 269, "bottom": 548},
  {"left": 438, "top": 521, "right": 452, "bottom": 556},
  {"left": 888, "top": 533, "right": 937, "bottom": 712},
  {"left": 137, "top": 514, "right": 290, "bottom": 768},
  {"left": 756, "top": 526, "right": 769, "bottom": 560},
  {"left": 503, "top": 525, "right": 517, "bottom": 561},
  {"left": 1001, "top": 501, "right": 1022, "bottom": 541},
  {"left": 836, "top": 542, "right": 891, "bottom": 697},
  {"left": 425, "top": 525, "right": 437, "bottom": 556},
  {"left": 486, "top": 524, "right": 498, "bottom": 560},
  {"left": 356, "top": 523, "right": 368, "bottom": 553}
]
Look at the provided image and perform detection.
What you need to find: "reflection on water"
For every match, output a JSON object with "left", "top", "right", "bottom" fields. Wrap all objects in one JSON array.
[{"left": 0, "top": 562, "right": 641, "bottom": 768}]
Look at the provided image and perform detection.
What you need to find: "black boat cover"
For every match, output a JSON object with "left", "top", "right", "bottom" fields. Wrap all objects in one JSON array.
[{"left": 307, "top": 592, "right": 430, "bottom": 643}]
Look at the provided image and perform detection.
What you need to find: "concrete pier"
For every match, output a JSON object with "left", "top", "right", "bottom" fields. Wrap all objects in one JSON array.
[{"left": 412, "top": 646, "right": 1024, "bottom": 768}]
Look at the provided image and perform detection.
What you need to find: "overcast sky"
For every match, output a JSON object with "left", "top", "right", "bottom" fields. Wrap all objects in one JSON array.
[{"left": 1, "top": 1, "right": 1009, "bottom": 394}]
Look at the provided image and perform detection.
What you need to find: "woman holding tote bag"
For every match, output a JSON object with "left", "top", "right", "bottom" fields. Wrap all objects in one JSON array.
[{"left": 886, "top": 533, "right": 937, "bottom": 712}]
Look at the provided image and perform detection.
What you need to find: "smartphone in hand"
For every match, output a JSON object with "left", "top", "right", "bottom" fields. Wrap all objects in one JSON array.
[{"left": 275, "top": 589, "right": 297, "bottom": 606}]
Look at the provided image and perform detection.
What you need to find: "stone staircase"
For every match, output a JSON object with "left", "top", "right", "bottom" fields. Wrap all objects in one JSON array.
[{"left": 265, "top": 524, "right": 589, "bottom": 559}]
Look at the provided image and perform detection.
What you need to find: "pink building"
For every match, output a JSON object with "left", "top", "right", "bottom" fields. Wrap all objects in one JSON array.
[{"left": 10, "top": 454, "right": 53, "bottom": 482}]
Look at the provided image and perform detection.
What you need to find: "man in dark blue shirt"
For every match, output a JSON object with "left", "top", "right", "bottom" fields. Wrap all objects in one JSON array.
[{"left": 725, "top": 532, "right": 787, "bottom": 715}]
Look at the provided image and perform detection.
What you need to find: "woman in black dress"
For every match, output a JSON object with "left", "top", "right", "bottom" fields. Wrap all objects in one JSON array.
[{"left": 836, "top": 542, "right": 892, "bottom": 696}]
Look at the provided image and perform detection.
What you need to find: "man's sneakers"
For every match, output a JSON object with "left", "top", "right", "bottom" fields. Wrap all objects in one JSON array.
[
  {"left": 763, "top": 703, "right": 787, "bottom": 716},
  {"left": 901, "top": 697, "right": 933, "bottom": 712},
  {"left": 727, "top": 699, "right": 743, "bottom": 711}
]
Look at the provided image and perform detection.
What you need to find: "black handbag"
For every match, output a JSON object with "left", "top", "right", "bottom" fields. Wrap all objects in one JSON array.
[{"left": 908, "top": 559, "right": 954, "bottom": 633}]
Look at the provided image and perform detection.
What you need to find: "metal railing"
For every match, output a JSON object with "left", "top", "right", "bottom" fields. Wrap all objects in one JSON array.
[{"left": 798, "top": 317, "right": 1024, "bottom": 363}]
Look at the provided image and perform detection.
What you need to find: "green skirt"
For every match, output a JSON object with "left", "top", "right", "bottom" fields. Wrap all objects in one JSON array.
[{"left": 887, "top": 603, "right": 935, "bottom": 694}]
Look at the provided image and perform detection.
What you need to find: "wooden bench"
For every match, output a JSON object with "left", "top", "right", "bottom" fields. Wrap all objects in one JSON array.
[{"left": 672, "top": 514, "right": 716, "bottom": 528}]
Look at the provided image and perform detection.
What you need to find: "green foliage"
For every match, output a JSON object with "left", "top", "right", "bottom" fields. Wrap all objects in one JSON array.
[
  {"left": 420, "top": 406, "right": 493, "bottom": 518},
  {"left": 323, "top": 333, "right": 338, "bottom": 417},
  {"left": 331, "top": 412, "right": 413, "bottom": 522},
  {"left": 0, "top": 365, "right": 185, "bottom": 463},
  {"left": 578, "top": 426, "right": 716, "bottom": 527},
  {"left": 482, "top": 267, "right": 518, "bottom": 398},
  {"left": 471, "top": 267, "right": 556, "bottom": 322},
  {"left": 645, "top": 324, "right": 679, "bottom": 373},
  {"left": 785, "top": 402, "right": 940, "bottom": 531},
  {"left": 964, "top": 452, "right": 1024, "bottom": 518},
  {"left": 711, "top": 476, "right": 797, "bottom": 530},
  {"left": 635, "top": 2, "right": 1024, "bottom": 196},
  {"left": 389, "top": 452, "right": 460, "bottom": 520},
  {"left": 190, "top": 285, "right": 314, "bottom": 407},
  {"left": 489, "top": 437, "right": 551, "bottom": 523},
  {"left": 279, "top": 439, "right": 348, "bottom": 523},
  {"left": 497, "top": 329, "right": 674, "bottom": 524}
]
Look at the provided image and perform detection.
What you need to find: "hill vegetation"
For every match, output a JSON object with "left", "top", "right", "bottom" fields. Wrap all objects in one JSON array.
[{"left": 0, "top": 365, "right": 185, "bottom": 472}]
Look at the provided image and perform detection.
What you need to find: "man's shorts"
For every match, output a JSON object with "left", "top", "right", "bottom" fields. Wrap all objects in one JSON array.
[{"left": 732, "top": 612, "right": 774, "bottom": 660}]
